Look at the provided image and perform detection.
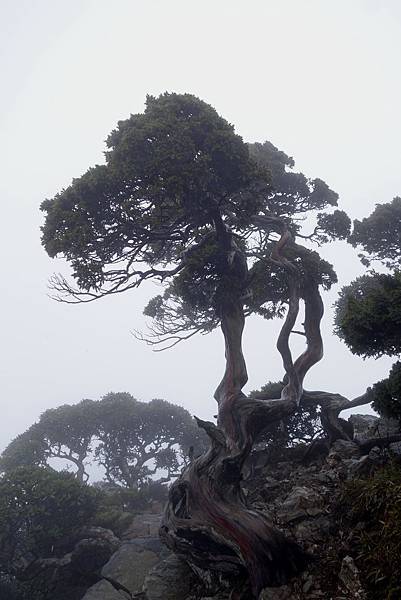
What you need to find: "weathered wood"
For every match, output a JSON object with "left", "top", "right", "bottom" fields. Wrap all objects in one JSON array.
[{"left": 161, "top": 221, "right": 325, "bottom": 597}]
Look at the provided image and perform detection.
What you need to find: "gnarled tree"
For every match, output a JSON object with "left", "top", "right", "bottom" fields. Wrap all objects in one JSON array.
[{"left": 41, "top": 93, "right": 369, "bottom": 596}]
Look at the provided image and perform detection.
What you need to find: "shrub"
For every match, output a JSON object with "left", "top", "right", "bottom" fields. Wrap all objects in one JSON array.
[
  {"left": 0, "top": 467, "right": 99, "bottom": 575},
  {"left": 341, "top": 462, "right": 401, "bottom": 599}
]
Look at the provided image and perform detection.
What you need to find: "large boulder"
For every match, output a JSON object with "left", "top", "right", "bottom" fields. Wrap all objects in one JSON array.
[
  {"left": 144, "top": 554, "right": 198, "bottom": 600},
  {"left": 277, "top": 486, "right": 324, "bottom": 523},
  {"left": 82, "top": 579, "right": 127, "bottom": 599},
  {"left": 101, "top": 538, "right": 165, "bottom": 595},
  {"left": 329, "top": 439, "right": 361, "bottom": 460}
]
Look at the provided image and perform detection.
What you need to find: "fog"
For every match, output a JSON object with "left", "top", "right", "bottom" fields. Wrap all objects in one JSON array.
[{"left": 2, "top": 0, "right": 401, "bottom": 451}]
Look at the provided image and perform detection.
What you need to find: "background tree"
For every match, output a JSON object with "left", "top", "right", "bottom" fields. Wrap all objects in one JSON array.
[
  {"left": 335, "top": 272, "right": 401, "bottom": 359},
  {"left": 0, "top": 424, "right": 48, "bottom": 472},
  {"left": 371, "top": 362, "right": 401, "bottom": 424},
  {"left": 336, "top": 198, "right": 401, "bottom": 428},
  {"left": 349, "top": 196, "right": 401, "bottom": 268},
  {"left": 94, "top": 393, "right": 205, "bottom": 488},
  {"left": 0, "top": 400, "right": 96, "bottom": 482},
  {"left": 41, "top": 92, "right": 367, "bottom": 596},
  {"left": 1, "top": 392, "right": 205, "bottom": 489}
]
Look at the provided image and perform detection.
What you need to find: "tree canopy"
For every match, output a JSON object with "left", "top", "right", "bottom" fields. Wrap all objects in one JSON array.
[
  {"left": 334, "top": 272, "right": 401, "bottom": 358},
  {"left": 41, "top": 93, "right": 348, "bottom": 332},
  {"left": 1, "top": 393, "right": 205, "bottom": 488},
  {"left": 349, "top": 196, "right": 401, "bottom": 268}
]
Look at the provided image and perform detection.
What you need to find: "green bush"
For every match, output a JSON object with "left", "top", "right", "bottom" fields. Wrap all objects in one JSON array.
[{"left": 0, "top": 467, "right": 99, "bottom": 574}]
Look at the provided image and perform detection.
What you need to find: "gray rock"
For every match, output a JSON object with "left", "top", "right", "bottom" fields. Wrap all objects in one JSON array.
[
  {"left": 81, "top": 527, "right": 121, "bottom": 549},
  {"left": 295, "top": 516, "right": 331, "bottom": 544},
  {"left": 70, "top": 538, "right": 116, "bottom": 576},
  {"left": 277, "top": 486, "right": 323, "bottom": 523},
  {"left": 349, "top": 414, "right": 379, "bottom": 440},
  {"left": 330, "top": 440, "right": 361, "bottom": 460},
  {"left": 347, "top": 446, "right": 384, "bottom": 478},
  {"left": 101, "top": 538, "right": 163, "bottom": 595},
  {"left": 259, "top": 584, "right": 294, "bottom": 599},
  {"left": 350, "top": 413, "right": 400, "bottom": 441},
  {"left": 144, "top": 554, "right": 198, "bottom": 600},
  {"left": 123, "top": 513, "right": 162, "bottom": 539},
  {"left": 82, "top": 579, "right": 126, "bottom": 600},
  {"left": 339, "top": 555, "right": 366, "bottom": 599}
]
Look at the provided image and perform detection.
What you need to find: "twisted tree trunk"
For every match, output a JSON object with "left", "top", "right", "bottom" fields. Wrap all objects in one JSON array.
[{"left": 161, "top": 218, "right": 326, "bottom": 598}]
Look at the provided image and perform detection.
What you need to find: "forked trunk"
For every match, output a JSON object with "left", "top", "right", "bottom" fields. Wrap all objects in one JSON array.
[{"left": 161, "top": 222, "right": 325, "bottom": 598}]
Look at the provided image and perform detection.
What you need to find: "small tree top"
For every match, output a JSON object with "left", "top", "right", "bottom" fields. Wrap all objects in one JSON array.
[{"left": 349, "top": 197, "right": 401, "bottom": 268}]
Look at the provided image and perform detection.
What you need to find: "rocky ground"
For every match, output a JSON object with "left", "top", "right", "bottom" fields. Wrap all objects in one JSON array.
[{"left": 28, "top": 414, "right": 400, "bottom": 600}]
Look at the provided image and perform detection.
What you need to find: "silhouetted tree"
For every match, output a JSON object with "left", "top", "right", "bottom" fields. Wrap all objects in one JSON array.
[
  {"left": 41, "top": 92, "right": 369, "bottom": 596},
  {"left": 94, "top": 393, "right": 206, "bottom": 488},
  {"left": 1, "top": 393, "right": 204, "bottom": 489},
  {"left": 0, "top": 401, "right": 96, "bottom": 482}
]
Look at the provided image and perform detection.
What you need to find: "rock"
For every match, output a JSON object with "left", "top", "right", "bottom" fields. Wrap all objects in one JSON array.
[
  {"left": 82, "top": 579, "right": 126, "bottom": 599},
  {"left": 101, "top": 538, "right": 163, "bottom": 595},
  {"left": 123, "top": 513, "right": 162, "bottom": 539},
  {"left": 144, "top": 554, "right": 198, "bottom": 600},
  {"left": 390, "top": 440, "right": 401, "bottom": 455},
  {"left": 338, "top": 555, "right": 366, "bottom": 599},
  {"left": 277, "top": 486, "right": 324, "bottom": 523},
  {"left": 330, "top": 440, "right": 361, "bottom": 460},
  {"left": 349, "top": 414, "right": 379, "bottom": 440},
  {"left": 350, "top": 414, "right": 400, "bottom": 441},
  {"left": 70, "top": 538, "right": 116, "bottom": 576},
  {"left": 81, "top": 527, "right": 121, "bottom": 549},
  {"left": 295, "top": 516, "right": 331, "bottom": 545},
  {"left": 259, "top": 584, "right": 294, "bottom": 599},
  {"left": 347, "top": 446, "right": 384, "bottom": 478}
]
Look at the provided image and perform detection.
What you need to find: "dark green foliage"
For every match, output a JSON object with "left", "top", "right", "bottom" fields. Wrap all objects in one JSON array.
[
  {"left": 349, "top": 197, "right": 401, "bottom": 268},
  {"left": 334, "top": 272, "right": 401, "bottom": 358},
  {"left": 248, "top": 141, "right": 339, "bottom": 217},
  {"left": 41, "top": 93, "right": 343, "bottom": 348},
  {"left": 372, "top": 362, "right": 401, "bottom": 424},
  {"left": 41, "top": 93, "right": 264, "bottom": 293},
  {"left": 249, "top": 382, "right": 322, "bottom": 449},
  {"left": 247, "top": 244, "right": 337, "bottom": 319},
  {"left": 341, "top": 463, "right": 401, "bottom": 599},
  {"left": 315, "top": 209, "right": 351, "bottom": 243},
  {"left": 0, "top": 467, "right": 99, "bottom": 572},
  {"left": 0, "top": 424, "right": 48, "bottom": 472},
  {"left": 145, "top": 238, "right": 339, "bottom": 339}
]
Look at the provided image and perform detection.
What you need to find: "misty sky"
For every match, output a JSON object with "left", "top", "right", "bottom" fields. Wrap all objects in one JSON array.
[{"left": 1, "top": 0, "right": 401, "bottom": 452}]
